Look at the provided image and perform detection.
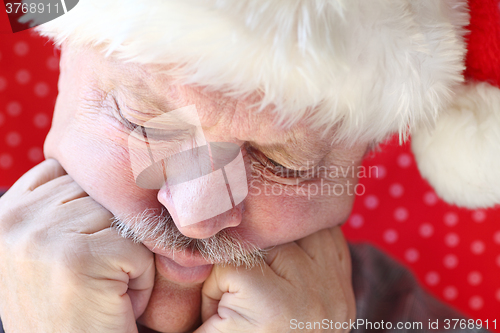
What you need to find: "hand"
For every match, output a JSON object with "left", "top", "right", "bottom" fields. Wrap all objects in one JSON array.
[
  {"left": 0, "top": 159, "right": 155, "bottom": 333},
  {"left": 195, "top": 226, "right": 356, "bottom": 333}
]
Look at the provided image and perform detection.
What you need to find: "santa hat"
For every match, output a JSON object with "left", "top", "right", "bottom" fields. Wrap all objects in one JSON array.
[
  {"left": 25, "top": 0, "right": 500, "bottom": 208},
  {"left": 412, "top": 0, "right": 500, "bottom": 209}
]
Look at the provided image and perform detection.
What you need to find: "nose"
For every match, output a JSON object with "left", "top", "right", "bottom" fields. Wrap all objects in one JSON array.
[{"left": 157, "top": 184, "right": 244, "bottom": 239}]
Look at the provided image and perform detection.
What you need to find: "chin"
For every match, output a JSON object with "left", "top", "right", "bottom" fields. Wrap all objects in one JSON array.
[{"left": 138, "top": 267, "right": 204, "bottom": 333}]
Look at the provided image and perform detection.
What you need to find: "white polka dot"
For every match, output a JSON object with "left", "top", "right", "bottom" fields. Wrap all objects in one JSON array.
[
  {"left": 6, "top": 132, "right": 21, "bottom": 147},
  {"left": 383, "top": 229, "right": 398, "bottom": 244},
  {"left": 34, "top": 82, "right": 50, "bottom": 97},
  {"left": 419, "top": 223, "right": 434, "bottom": 238},
  {"left": 28, "top": 147, "right": 43, "bottom": 163},
  {"left": 372, "top": 164, "right": 386, "bottom": 179},
  {"left": 0, "top": 76, "right": 6, "bottom": 91},
  {"left": 425, "top": 271, "right": 440, "bottom": 286},
  {"left": 469, "top": 296, "right": 483, "bottom": 310},
  {"left": 443, "top": 286, "right": 458, "bottom": 301},
  {"left": 471, "top": 240, "right": 485, "bottom": 255},
  {"left": 364, "top": 195, "right": 379, "bottom": 210},
  {"left": 423, "top": 191, "right": 438, "bottom": 206},
  {"left": 468, "top": 271, "right": 482, "bottom": 286},
  {"left": 496, "top": 289, "right": 500, "bottom": 302},
  {"left": 405, "top": 248, "right": 419, "bottom": 263},
  {"left": 13, "top": 41, "right": 29, "bottom": 56},
  {"left": 0, "top": 154, "right": 13, "bottom": 169},
  {"left": 394, "top": 207, "right": 409, "bottom": 222},
  {"left": 15, "top": 69, "right": 31, "bottom": 85},
  {"left": 6, "top": 101, "right": 21, "bottom": 117},
  {"left": 349, "top": 214, "right": 364, "bottom": 229},
  {"left": 445, "top": 233, "right": 460, "bottom": 248},
  {"left": 397, "top": 153, "right": 412, "bottom": 168},
  {"left": 46, "top": 56, "right": 59, "bottom": 71},
  {"left": 444, "top": 212, "right": 458, "bottom": 227},
  {"left": 443, "top": 254, "right": 458, "bottom": 269},
  {"left": 33, "top": 113, "right": 50, "bottom": 128},
  {"left": 389, "top": 183, "right": 404, "bottom": 198},
  {"left": 472, "top": 210, "right": 486, "bottom": 223},
  {"left": 0, "top": 113, "right": 4, "bottom": 127},
  {"left": 493, "top": 230, "right": 500, "bottom": 245}
]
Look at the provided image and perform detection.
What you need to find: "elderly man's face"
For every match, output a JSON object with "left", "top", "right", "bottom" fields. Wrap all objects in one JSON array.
[{"left": 44, "top": 44, "right": 368, "bottom": 331}]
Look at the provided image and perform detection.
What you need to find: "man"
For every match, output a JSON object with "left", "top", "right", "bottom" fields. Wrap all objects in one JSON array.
[
  {"left": 0, "top": 41, "right": 361, "bottom": 332},
  {"left": 0, "top": 0, "right": 495, "bottom": 332}
]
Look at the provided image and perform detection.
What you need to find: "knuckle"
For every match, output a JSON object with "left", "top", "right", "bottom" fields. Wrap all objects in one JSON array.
[{"left": 42, "top": 158, "right": 62, "bottom": 168}]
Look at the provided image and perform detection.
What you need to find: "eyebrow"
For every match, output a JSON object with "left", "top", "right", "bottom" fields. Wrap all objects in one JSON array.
[
  {"left": 122, "top": 90, "right": 172, "bottom": 116},
  {"left": 110, "top": 68, "right": 174, "bottom": 117}
]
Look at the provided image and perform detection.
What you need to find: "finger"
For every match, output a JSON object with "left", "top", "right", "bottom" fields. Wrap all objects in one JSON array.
[
  {"left": 119, "top": 293, "right": 142, "bottom": 333},
  {"left": 328, "top": 226, "right": 352, "bottom": 277},
  {"left": 195, "top": 311, "right": 247, "bottom": 333},
  {"left": 13, "top": 159, "right": 66, "bottom": 193},
  {"left": 50, "top": 176, "right": 88, "bottom": 204},
  {"left": 200, "top": 265, "right": 231, "bottom": 322},
  {"left": 293, "top": 227, "right": 351, "bottom": 276},
  {"left": 127, "top": 258, "right": 155, "bottom": 319},
  {"left": 294, "top": 228, "right": 334, "bottom": 262},
  {"left": 87, "top": 228, "right": 156, "bottom": 288},
  {"left": 194, "top": 314, "right": 223, "bottom": 333},
  {"left": 61, "top": 197, "right": 115, "bottom": 234},
  {"left": 201, "top": 264, "right": 274, "bottom": 322},
  {"left": 200, "top": 288, "right": 220, "bottom": 323},
  {"left": 128, "top": 288, "right": 154, "bottom": 320},
  {"left": 264, "top": 242, "right": 311, "bottom": 278},
  {"left": 326, "top": 227, "right": 356, "bottom": 324},
  {"left": 29, "top": 174, "right": 87, "bottom": 204}
]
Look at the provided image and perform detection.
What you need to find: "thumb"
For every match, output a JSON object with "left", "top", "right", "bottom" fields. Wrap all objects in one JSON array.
[
  {"left": 199, "top": 264, "right": 236, "bottom": 323},
  {"left": 195, "top": 265, "right": 240, "bottom": 333},
  {"left": 127, "top": 256, "right": 156, "bottom": 319},
  {"left": 197, "top": 264, "right": 272, "bottom": 332}
]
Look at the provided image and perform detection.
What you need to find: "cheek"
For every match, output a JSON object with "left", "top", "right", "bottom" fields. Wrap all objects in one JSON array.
[
  {"left": 45, "top": 117, "right": 161, "bottom": 217},
  {"left": 242, "top": 179, "right": 356, "bottom": 248}
]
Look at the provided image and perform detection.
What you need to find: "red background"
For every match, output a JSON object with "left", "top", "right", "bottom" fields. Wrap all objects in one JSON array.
[{"left": 1, "top": 29, "right": 499, "bottom": 329}]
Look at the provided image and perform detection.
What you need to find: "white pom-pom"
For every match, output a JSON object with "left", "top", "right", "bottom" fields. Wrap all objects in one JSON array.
[{"left": 412, "top": 82, "right": 500, "bottom": 208}]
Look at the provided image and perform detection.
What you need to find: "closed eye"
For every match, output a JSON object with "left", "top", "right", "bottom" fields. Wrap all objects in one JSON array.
[
  {"left": 245, "top": 144, "right": 314, "bottom": 180},
  {"left": 112, "top": 95, "right": 194, "bottom": 142}
]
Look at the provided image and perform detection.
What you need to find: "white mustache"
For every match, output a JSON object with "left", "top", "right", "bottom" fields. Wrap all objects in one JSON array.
[{"left": 111, "top": 208, "right": 265, "bottom": 268}]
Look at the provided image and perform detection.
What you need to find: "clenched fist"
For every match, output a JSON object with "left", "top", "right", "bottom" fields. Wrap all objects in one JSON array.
[
  {"left": 196, "top": 226, "right": 356, "bottom": 333},
  {"left": 0, "top": 159, "right": 155, "bottom": 333}
]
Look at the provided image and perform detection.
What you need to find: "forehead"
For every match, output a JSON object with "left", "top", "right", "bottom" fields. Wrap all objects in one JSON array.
[{"left": 73, "top": 46, "right": 334, "bottom": 161}]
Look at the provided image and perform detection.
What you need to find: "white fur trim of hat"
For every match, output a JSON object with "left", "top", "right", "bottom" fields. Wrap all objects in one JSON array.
[{"left": 27, "top": 0, "right": 469, "bottom": 145}]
